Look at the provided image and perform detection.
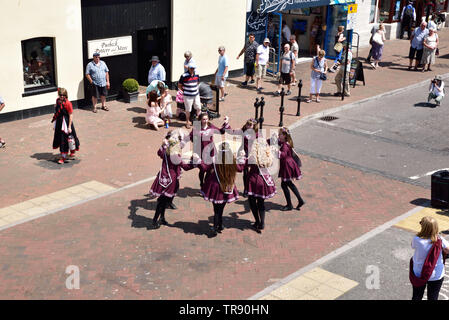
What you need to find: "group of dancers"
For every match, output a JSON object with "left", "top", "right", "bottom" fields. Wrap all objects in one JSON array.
[{"left": 149, "top": 112, "right": 305, "bottom": 236}]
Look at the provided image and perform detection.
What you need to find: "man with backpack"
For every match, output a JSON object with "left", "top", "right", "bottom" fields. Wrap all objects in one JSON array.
[
  {"left": 401, "top": 1, "right": 416, "bottom": 39},
  {"left": 275, "top": 43, "right": 295, "bottom": 96}
]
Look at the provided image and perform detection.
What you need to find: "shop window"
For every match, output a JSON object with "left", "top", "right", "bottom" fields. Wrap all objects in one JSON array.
[
  {"left": 369, "top": 0, "right": 378, "bottom": 23},
  {"left": 378, "top": 0, "right": 404, "bottom": 23},
  {"left": 21, "top": 37, "right": 56, "bottom": 93}
]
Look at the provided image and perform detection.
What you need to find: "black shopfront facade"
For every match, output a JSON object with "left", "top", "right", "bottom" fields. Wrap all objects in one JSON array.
[{"left": 81, "top": 0, "right": 171, "bottom": 104}]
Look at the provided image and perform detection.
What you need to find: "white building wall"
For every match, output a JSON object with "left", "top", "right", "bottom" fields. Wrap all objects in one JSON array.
[
  {"left": 0, "top": 0, "right": 84, "bottom": 114},
  {"left": 171, "top": 0, "right": 247, "bottom": 82}
]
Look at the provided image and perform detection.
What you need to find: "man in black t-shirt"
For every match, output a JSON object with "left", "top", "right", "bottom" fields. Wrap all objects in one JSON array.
[{"left": 237, "top": 33, "right": 259, "bottom": 86}]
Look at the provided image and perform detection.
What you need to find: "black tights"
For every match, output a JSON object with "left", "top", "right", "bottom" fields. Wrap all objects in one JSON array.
[
  {"left": 213, "top": 202, "right": 226, "bottom": 230},
  {"left": 199, "top": 170, "right": 205, "bottom": 189},
  {"left": 153, "top": 195, "right": 172, "bottom": 223},
  {"left": 281, "top": 180, "right": 304, "bottom": 207},
  {"left": 412, "top": 278, "right": 444, "bottom": 300},
  {"left": 248, "top": 196, "right": 265, "bottom": 228}
]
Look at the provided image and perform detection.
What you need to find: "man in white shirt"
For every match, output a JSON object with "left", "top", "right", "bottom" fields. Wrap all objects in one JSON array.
[
  {"left": 428, "top": 75, "right": 445, "bottom": 106},
  {"left": 255, "top": 38, "right": 270, "bottom": 93}
]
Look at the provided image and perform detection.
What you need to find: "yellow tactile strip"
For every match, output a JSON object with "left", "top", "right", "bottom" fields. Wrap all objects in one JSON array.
[
  {"left": 0, "top": 181, "right": 116, "bottom": 229},
  {"left": 394, "top": 207, "right": 449, "bottom": 233},
  {"left": 259, "top": 267, "right": 359, "bottom": 300}
]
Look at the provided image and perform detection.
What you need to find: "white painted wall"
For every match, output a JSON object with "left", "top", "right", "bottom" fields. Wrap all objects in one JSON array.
[
  {"left": 0, "top": 0, "right": 84, "bottom": 114},
  {"left": 171, "top": 0, "right": 247, "bottom": 82}
]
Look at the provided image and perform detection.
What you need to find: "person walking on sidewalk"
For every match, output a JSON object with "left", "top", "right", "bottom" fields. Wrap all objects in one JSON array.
[
  {"left": 275, "top": 43, "right": 295, "bottom": 96},
  {"left": 243, "top": 138, "right": 276, "bottom": 233},
  {"left": 237, "top": 33, "right": 258, "bottom": 86},
  {"left": 149, "top": 131, "right": 195, "bottom": 229},
  {"left": 290, "top": 35, "right": 299, "bottom": 85},
  {"left": 329, "top": 26, "right": 346, "bottom": 73},
  {"left": 276, "top": 127, "right": 305, "bottom": 211},
  {"left": 0, "top": 96, "right": 6, "bottom": 148},
  {"left": 307, "top": 49, "right": 328, "bottom": 103},
  {"left": 400, "top": 1, "right": 416, "bottom": 40},
  {"left": 410, "top": 216, "right": 449, "bottom": 300},
  {"left": 334, "top": 45, "right": 352, "bottom": 97},
  {"left": 51, "top": 88, "right": 80, "bottom": 164},
  {"left": 255, "top": 38, "right": 271, "bottom": 93},
  {"left": 196, "top": 142, "right": 245, "bottom": 237},
  {"left": 370, "top": 23, "right": 386, "bottom": 69},
  {"left": 214, "top": 46, "right": 229, "bottom": 102},
  {"left": 178, "top": 62, "right": 201, "bottom": 129},
  {"left": 421, "top": 28, "right": 438, "bottom": 72},
  {"left": 408, "top": 21, "right": 429, "bottom": 71},
  {"left": 183, "top": 51, "right": 195, "bottom": 73},
  {"left": 85, "top": 52, "right": 110, "bottom": 113}
]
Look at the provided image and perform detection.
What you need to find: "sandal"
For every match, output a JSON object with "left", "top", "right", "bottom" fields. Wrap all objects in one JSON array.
[
  {"left": 92, "top": 108, "right": 97, "bottom": 113},
  {"left": 101, "top": 106, "right": 109, "bottom": 111},
  {"left": 306, "top": 99, "right": 312, "bottom": 103}
]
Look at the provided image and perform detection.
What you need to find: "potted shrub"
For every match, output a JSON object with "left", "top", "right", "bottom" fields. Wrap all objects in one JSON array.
[{"left": 122, "top": 78, "right": 139, "bottom": 103}]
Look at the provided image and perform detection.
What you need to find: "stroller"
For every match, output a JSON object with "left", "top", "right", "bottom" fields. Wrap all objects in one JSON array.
[{"left": 176, "top": 82, "right": 219, "bottom": 121}]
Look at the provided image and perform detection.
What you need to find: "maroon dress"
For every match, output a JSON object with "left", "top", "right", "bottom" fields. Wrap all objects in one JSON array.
[
  {"left": 278, "top": 141, "right": 302, "bottom": 181},
  {"left": 150, "top": 146, "right": 193, "bottom": 197},
  {"left": 199, "top": 161, "right": 244, "bottom": 204},
  {"left": 246, "top": 163, "right": 276, "bottom": 199},
  {"left": 189, "top": 122, "right": 230, "bottom": 163}
]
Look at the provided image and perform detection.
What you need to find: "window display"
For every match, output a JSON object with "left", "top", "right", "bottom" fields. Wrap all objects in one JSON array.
[{"left": 21, "top": 37, "right": 56, "bottom": 92}]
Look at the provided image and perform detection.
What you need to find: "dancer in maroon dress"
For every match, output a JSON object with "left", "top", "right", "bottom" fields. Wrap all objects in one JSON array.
[
  {"left": 51, "top": 88, "right": 80, "bottom": 164},
  {"left": 197, "top": 142, "right": 244, "bottom": 237},
  {"left": 277, "top": 127, "right": 305, "bottom": 211},
  {"left": 149, "top": 131, "right": 194, "bottom": 228},
  {"left": 243, "top": 138, "right": 276, "bottom": 233},
  {"left": 239, "top": 118, "right": 259, "bottom": 197},
  {"left": 188, "top": 112, "right": 230, "bottom": 189}
]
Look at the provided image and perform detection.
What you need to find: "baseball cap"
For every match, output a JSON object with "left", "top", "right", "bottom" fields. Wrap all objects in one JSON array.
[
  {"left": 93, "top": 52, "right": 100, "bottom": 57},
  {"left": 263, "top": 38, "right": 270, "bottom": 43},
  {"left": 187, "top": 62, "right": 197, "bottom": 69}
]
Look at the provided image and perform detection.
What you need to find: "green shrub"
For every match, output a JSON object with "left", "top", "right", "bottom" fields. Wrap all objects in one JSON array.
[{"left": 122, "top": 78, "right": 139, "bottom": 92}]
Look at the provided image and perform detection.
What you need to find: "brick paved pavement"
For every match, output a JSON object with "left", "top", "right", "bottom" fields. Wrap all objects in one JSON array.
[{"left": 0, "top": 30, "right": 447, "bottom": 299}]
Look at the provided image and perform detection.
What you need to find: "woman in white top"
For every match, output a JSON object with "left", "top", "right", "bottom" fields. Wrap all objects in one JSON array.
[
  {"left": 411, "top": 216, "right": 449, "bottom": 300},
  {"left": 370, "top": 24, "right": 386, "bottom": 69},
  {"left": 421, "top": 28, "right": 439, "bottom": 72},
  {"left": 307, "top": 50, "right": 328, "bottom": 103}
]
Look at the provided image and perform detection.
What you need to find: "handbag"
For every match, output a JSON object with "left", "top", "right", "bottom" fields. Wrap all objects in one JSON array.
[
  {"left": 372, "top": 32, "right": 383, "bottom": 45},
  {"left": 319, "top": 73, "right": 327, "bottom": 81},
  {"left": 436, "top": 48, "right": 440, "bottom": 56},
  {"left": 333, "top": 42, "right": 343, "bottom": 53}
]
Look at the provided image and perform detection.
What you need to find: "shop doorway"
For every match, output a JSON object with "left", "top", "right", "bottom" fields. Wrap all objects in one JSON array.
[{"left": 137, "top": 28, "right": 170, "bottom": 86}]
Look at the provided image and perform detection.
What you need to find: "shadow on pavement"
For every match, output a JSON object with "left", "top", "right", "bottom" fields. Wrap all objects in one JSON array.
[
  {"left": 128, "top": 197, "right": 157, "bottom": 229},
  {"left": 30, "top": 152, "right": 81, "bottom": 170},
  {"left": 414, "top": 102, "right": 437, "bottom": 108}
]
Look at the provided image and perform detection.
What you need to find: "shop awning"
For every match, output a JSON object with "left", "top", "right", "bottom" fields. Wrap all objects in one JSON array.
[{"left": 252, "top": 0, "right": 355, "bottom": 14}]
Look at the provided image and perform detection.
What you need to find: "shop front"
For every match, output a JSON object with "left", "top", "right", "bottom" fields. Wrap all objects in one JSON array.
[{"left": 247, "top": 0, "right": 355, "bottom": 74}]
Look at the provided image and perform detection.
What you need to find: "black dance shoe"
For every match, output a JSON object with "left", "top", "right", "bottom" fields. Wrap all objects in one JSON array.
[
  {"left": 152, "top": 220, "right": 160, "bottom": 229},
  {"left": 160, "top": 218, "right": 168, "bottom": 225},
  {"left": 167, "top": 202, "right": 177, "bottom": 210},
  {"left": 296, "top": 201, "right": 305, "bottom": 211},
  {"left": 280, "top": 205, "right": 293, "bottom": 211}
]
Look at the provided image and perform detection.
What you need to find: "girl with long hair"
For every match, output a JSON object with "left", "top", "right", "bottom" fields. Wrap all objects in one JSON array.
[
  {"left": 149, "top": 130, "right": 194, "bottom": 228},
  {"left": 51, "top": 88, "right": 80, "bottom": 164},
  {"left": 240, "top": 118, "right": 259, "bottom": 197},
  {"left": 196, "top": 142, "right": 244, "bottom": 236},
  {"left": 187, "top": 112, "right": 230, "bottom": 189},
  {"left": 243, "top": 138, "right": 276, "bottom": 233},
  {"left": 410, "top": 216, "right": 449, "bottom": 300},
  {"left": 277, "top": 127, "right": 305, "bottom": 211}
]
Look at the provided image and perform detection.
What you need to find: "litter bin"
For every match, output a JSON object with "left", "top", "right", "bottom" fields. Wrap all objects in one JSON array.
[{"left": 431, "top": 170, "right": 449, "bottom": 209}]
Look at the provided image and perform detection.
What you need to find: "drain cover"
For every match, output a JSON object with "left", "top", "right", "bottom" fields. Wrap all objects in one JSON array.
[{"left": 319, "top": 115, "right": 339, "bottom": 122}]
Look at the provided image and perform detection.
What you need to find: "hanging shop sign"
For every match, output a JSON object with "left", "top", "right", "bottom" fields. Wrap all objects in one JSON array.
[{"left": 87, "top": 35, "right": 132, "bottom": 58}]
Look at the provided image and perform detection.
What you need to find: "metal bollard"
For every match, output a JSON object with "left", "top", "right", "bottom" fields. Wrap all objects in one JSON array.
[
  {"left": 259, "top": 97, "right": 265, "bottom": 130},
  {"left": 254, "top": 97, "right": 260, "bottom": 121},
  {"left": 296, "top": 79, "right": 302, "bottom": 116},
  {"left": 278, "top": 88, "right": 285, "bottom": 127}
]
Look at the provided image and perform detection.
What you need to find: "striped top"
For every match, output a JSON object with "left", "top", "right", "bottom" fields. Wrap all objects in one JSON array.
[{"left": 179, "top": 72, "right": 200, "bottom": 97}]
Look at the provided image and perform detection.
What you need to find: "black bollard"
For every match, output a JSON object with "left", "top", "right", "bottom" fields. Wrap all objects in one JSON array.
[
  {"left": 259, "top": 97, "right": 265, "bottom": 130},
  {"left": 278, "top": 88, "right": 285, "bottom": 127},
  {"left": 296, "top": 79, "right": 302, "bottom": 116},
  {"left": 254, "top": 97, "right": 260, "bottom": 121}
]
